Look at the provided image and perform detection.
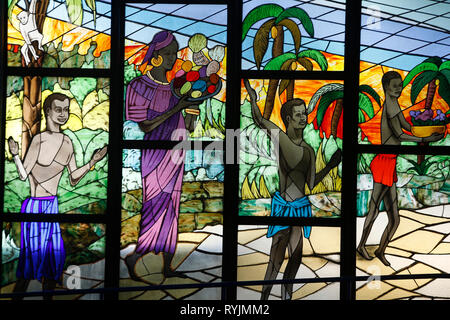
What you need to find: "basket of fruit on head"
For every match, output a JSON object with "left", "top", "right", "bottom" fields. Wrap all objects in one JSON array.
[
  {"left": 171, "top": 33, "right": 224, "bottom": 102},
  {"left": 410, "top": 109, "right": 450, "bottom": 137}
]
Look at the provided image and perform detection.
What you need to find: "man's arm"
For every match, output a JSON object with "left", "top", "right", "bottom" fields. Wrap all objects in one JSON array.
[
  {"left": 389, "top": 114, "right": 443, "bottom": 142},
  {"left": 244, "top": 79, "right": 305, "bottom": 169},
  {"left": 66, "top": 138, "right": 107, "bottom": 186},
  {"left": 307, "top": 148, "right": 341, "bottom": 190},
  {"left": 9, "top": 136, "right": 39, "bottom": 180}
]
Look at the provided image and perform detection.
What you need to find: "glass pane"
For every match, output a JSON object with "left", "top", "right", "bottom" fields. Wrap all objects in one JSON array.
[
  {"left": 124, "top": 3, "right": 227, "bottom": 141},
  {"left": 1, "top": 222, "right": 106, "bottom": 300},
  {"left": 7, "top": 0, "right": 111, "bottom": 68},
  {"left": 120, "top": 149, "right": 224, "bottom": 300},
  {"left": 242, "top": 0, "right": 345, "bottom": 71},
  {"left": 4, "top": 76, "right": 109, "bottom": 214},
  {"left": 240, "top": 79, "right": 343, "bottom": 217},
  {"left": 356, "top": 153, "right": 450, "bottom": 300},
  {"left": 237, "top": 225, "right": 340, "bottom": 300},
  {"left": 359, "top": 1, "right": 450, "bottom": 146}
]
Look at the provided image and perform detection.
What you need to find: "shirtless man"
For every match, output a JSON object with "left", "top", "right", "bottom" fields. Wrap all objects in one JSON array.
[
  {"left": 8, "top": 92, "right": 107, "bottom": 300},
  {"left": 357, "top": 71, "right": 443, "bottom": 266},
  {"left": 244, "top": 80, "right": 341, "bottom": 300}
]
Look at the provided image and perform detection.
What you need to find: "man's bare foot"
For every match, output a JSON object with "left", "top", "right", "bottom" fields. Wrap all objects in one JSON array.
[
  {"left": 374, "top": 249, "right": 390, "bottom": 266},
  {"left": 357, "top": 246, "right": 373, "bottom": 260}
]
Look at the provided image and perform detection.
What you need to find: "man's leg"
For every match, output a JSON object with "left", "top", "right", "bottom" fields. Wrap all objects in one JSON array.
[
  {"left": 281, "top": 226, "right": 303, "bottom": 300},
  {"left": 261, "top": 228, "right": 289, "bottom": 300},
  {"left": 357, "top": 182, "right": 389, "bottom": 259},
  {"left": 375, "top": 184, "right": 400, "bottom": 266}
]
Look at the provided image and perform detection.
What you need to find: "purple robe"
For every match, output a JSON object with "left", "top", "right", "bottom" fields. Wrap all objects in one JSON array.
[
  {"left": 17, "top": 196, "right": 66, "bottom": 283},
  {"left": 125, "top": 75, "right": 186, "bottom": 254}
]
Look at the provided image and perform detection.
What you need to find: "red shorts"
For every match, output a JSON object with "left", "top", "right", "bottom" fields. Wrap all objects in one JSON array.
[{"left": 370, "top": 154, "right": 398, "bottom": 187}]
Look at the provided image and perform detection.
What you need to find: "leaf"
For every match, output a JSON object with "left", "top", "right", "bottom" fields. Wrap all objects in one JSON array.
[
  {"left": 437, "top": 73, "right": 450, "bottom": 107},
  {"left": 85, "top": 0, "right": 97, "bottom": 27},
  {"left": 65, "top": 0, "right": 84, "bottom": 26},
  {"left": 296, "top": 57, "right": 313, "bottom": 71},
  {"left": 297, "top": 50, "right": 328, "bottom": 71},
  {"left": 277, "top": 19, "right": 301, "bottom": 54},
  {"left": 242, "top": 4, "right": 284, "bottom": 41},
  {"left": 358, "top": 92, "right": 375, "bottom": 121},
  {"left": 439, "top": 60, "right": 450, "bottom": 71},
  {"left": 316, "top": 90, "right": 343, "bottom": 127},
  {"left": 263, "top": 52, "right": 297, "bottom": 70},
  {"left": 358, "top": 108, "right": 366, "bottom": 123},
  {"left": 423, "top": 56, "right": 442, "bottom": 67},
  {"left": 275, "top": 7, "right": 314, "bottom": 37},
  {"left": 307, "top": 83, "right": 344, "bottom": 114},
  {"left": 8, "top": 0, "right": 19, "bottom": 22},
  {"left": 410, "top": 70, "right": 438, "bottom": 104},
  {"left": 253, "top": 19, "right": 276, "bottom": 70},
  {"left": 359, "top": 84, "right": 381, "bottom": 106},
  {"left": 403, "top": 62, "right": 438, "bottom": 87},
  {"left": 278, "top": 79, "right": 292, "bottom": 96}
]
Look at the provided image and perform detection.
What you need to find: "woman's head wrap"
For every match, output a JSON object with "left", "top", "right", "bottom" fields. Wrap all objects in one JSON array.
[{"left": 142, "top": 31, "right": 175, "bottom": 65}]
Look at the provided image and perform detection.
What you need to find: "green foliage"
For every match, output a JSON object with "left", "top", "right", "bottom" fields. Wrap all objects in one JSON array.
[
  {"left": 242, "top": 4, "right": 284, "bottom": 41},
  {"left": 274, "top": 7, "right": 314, "bottom": 37},
  {"left": 69, "top": 77, "right": 98, "bottom": 108},
  {"left": 405, "top": 157, "right": 437, "bottom": 176},
  {"left": 316, "top": 90, "right": 343, "bottom": 126},
  {"left": 410, "top": 71, "right": 438, "bottom": 104},
  {"left": 403, "top": 61, "right": 439, "bottom": 88},
  {"left": 263, "top": 53, "right": 297, "bottom": 70},
  {"left": 437, "top": 71, "right": 450, "bottom": 106},
  {"left": 297, "top": 50, "right": 327, "bottom": 71},
  {"left": 7, "top": 0, "right": 19, "bottom": 23}
]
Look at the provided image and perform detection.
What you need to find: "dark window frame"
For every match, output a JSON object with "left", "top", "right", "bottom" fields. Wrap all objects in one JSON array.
[{"left": 0, "top": 0, "right": 448, "bottom": 301}]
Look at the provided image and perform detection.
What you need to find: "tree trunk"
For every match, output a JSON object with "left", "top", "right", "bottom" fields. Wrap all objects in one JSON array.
[
  {"left": 331, "top": 99, "right": 343, "bottom": 137},
  {"left": 417, "top": 79, "right": 437, "bottom": 165},
  {"left": 20, "top": 0, "right": 49, "bottom": 158},
  {"left": 286, "top": 80, "right": 295, "bottom": 101},
  {"left": 263, "top": 25, "right": 284, "bottom": 119}
]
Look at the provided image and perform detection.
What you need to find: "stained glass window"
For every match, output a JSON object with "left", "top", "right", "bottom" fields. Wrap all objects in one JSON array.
[{"left": 0, "top": 0, "right": 448, "bottom": 306}]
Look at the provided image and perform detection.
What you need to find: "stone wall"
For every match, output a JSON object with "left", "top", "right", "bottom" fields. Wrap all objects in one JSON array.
[{"left": 121, "top": 181, "right": 223, "bottom": 248}]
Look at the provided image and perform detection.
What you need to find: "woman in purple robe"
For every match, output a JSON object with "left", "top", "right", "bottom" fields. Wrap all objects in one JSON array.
[{"left": 124, "top": 31, "right": 197, "bottom": 279}]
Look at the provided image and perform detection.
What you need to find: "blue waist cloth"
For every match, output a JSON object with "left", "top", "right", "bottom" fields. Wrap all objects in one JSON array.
[
  {"left": 17, "top": 196, "right": 66, "bottom": 283},
  {"left": 267, "top": 192, "right": 312, "bottom": 239}
]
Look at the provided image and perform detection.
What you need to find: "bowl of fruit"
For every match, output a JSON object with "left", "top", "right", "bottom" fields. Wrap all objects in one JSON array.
[
  {"left": 171, "top": 33, "right": 224, "bottom": 102},
  {"left": 410, "top": 109, "right": 449, "bottom": 137}
]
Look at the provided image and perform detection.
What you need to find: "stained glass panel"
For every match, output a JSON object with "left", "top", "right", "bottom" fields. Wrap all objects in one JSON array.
[
  {"left": 356, "top": 153, "right": 450, "bottom": 300},
  {"left": 7, "top": 0, "right": 111, "bottom": 68},
  {"left": 1, "top": 222, "right": 106, "bottom": 300},
  {"left": 123, "top": 3, "right": 227, "bottom": 141},
  {"left": 359, "top": 0, "right": 450, "bottom": 146},
  {"left": 237, "top": 225, "right": 340, "bottom": 300},
  {"left": 3, "top": 76, "right": 109, "bottom": 214},
  {"left": 239, "top": 79, "right": 343, "bottom": 218},
  {"left": 242, "top": 0, "right": 345, "bottom": 71},
  {"left": 120, "top": 149, "right": 224, "bottom": 300}
]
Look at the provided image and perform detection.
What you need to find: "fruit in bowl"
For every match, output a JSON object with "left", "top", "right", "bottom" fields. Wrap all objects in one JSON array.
[{"left": 410, "top": 109, "right": 449, "bottom": 137}]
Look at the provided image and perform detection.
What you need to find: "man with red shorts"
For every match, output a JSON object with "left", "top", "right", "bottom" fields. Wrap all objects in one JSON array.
[{"left": 357, "top": 71, "right": 443, "bottom": 266}]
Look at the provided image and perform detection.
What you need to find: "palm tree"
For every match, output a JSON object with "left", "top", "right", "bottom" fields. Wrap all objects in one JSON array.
[
  {"left": 307, "top": 83, "right": 381, "bottom": 139},
  {"left": 242, "top": 4, "right": 319, "bottom": 119},
  {"left": 403, "top": 56, "right": 450, "bottom": 164},
  {"left": 8, "top": 0, "right": 97, "bottom": 157},
  {"left": 263, "top": 49, "right": 328, "bottom": 100}
]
